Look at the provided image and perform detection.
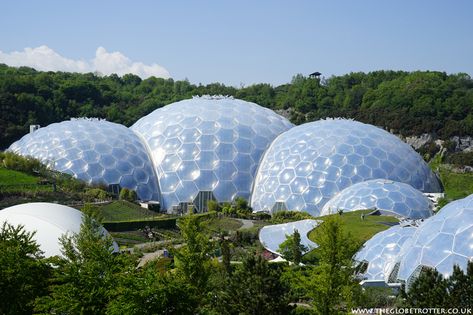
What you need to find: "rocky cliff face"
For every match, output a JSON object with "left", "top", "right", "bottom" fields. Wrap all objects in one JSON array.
[{"left": 401, "top": 133, "right": 473, "bottom": 153}]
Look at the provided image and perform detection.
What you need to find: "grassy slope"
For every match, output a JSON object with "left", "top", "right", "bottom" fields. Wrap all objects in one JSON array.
[
  {"left": 201, "top": 216, "right": 243, "bottom": 234},
  {"left": 96, "top": 200, "right": 168, "bottom": 222},
  {"left": 308, "top": 210, "right": 399, "bottom": 246},
  {"left": 438, "top": 167, "right": 473, "bottom": 200},
  {"left": 429, "top": 156, "right": 473, "bottom": 201},
  {"left": 0, "top": 168, "right": 40, "bottom": 184}
]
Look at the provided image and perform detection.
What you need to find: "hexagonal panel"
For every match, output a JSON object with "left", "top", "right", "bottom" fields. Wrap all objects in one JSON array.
[
  {"left": 130, "top": 96, "right": 293, "bottom": 211},
  {"left": 251, "top": 119, "right": 441, "bottom": 216},
  {"left": 8, "top": 118, "right": 161, "bottom": 201}
]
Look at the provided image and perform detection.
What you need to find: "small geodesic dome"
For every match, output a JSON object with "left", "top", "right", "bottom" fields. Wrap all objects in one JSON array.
[
  {"left": 321, "top": 179, "right": 434, "bottom": 219},
  {"left": 8, "top": 118, "right": 161, "bottom": 201},
  {"left": 251, "top": 119, "right": 442, "bottom": 216},
  {"left": 131, "top": 96, "right": 293, "bottom": 212},
  {"left": 354, "top": 225, "right": 416, "bottom": 281},
  {"left": 393, "top": 194, "right": 473, "bottom": 288}
]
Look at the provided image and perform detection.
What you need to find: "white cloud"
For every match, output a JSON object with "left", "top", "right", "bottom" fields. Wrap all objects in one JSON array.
[{"left": 0, "top": 45, "right": 170, "bottom": 79}]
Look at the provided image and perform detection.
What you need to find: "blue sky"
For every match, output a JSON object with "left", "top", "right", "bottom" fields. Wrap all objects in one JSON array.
[{"left": 0, "top": 0, "right": 472, "bottom": 86}]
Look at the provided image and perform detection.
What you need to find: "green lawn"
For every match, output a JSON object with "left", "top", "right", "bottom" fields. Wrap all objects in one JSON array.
[
  {"left": 0, "top": 168, "right": 40, "bottom": 184},
  {"left": 0, "top": 168, "right": 53, "bottom": 193},
  {"left": 201, "top": 216, "right": 243, "bottom": 234},
  {"left": 429, "top": 156, "right": 473, "bottom": 201},
  {"left": 308, "top": 210, "right": 399, "bottom": 246},
  {"left": 97, "top": 200, "right": 168, "bottom": 222},
  {"left": 437, "top": 167, "right": 473, "bottom": 201}
]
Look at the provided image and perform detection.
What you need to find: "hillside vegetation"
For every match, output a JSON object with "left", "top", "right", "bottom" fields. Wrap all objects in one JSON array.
[{"left": 1, "top": 64, "right": 472, "bottom": 149}]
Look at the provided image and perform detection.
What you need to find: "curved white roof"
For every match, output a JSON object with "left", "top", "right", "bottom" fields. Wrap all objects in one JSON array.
[
  {"left": 131, "top": 96, "right": 293, "bottom": 211},
  {"left": 0, "top": 202, "right": 117, "bottom": 257},
  {"left": 258, "top": 219, "right": 319, "bottom": 255},
  {"left": 321, "top": 179, "right": 434, "bottom": 219},
  {"left": 251, "top": 119, "right": 442, "bottom": 216}
]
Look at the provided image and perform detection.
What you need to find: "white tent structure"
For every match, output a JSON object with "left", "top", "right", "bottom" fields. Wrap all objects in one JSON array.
[
  {"left": 259, "top": 219, "right": 320, "bottom": 255},
  {"left": 0, "top": 202, "right": 118, "bottom": 257}
]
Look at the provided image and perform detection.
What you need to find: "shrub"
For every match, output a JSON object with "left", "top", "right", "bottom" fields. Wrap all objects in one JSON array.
[
  {"left": 270, "top": 211, "right": 314, "bottom": 224},
  {"left": 1, "top": 152, "right": 46, "bottom": 175},
  {"left": 84, "top": 188, "right": 109, "bottom": 201},
  {"left": 119, "top": 188, "right": 138, "bottom": 202}
]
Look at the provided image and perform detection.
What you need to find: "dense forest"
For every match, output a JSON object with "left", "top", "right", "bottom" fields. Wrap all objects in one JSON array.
[{"left": 1, "top": 63, "right": 473, "bottom": 149}]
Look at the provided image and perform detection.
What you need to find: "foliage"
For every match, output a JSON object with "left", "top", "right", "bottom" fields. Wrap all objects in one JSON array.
[
  {"left": 119, "top": 188, "right": 138, "bottom": 202},
  {"left": 405, "top": 268, "right": 448, "bottom": 308},
  {"left": 270, "top": 210, "right": 314, "bottom": 224},
  {"left": 436, "top": 164, "right": 473, "bottom": 200},
  {"left": 0, "top": 222, "right": 51, "bottom": 315},
  {"left": 211, "top": 254, "right": 294, "bottom": 315},
  {"left": 220, "top": 197, "right": 253, "bottom": 218},
  {"left": 0, "top": 151, "right": 46, "bottom": 175},
  {"left": 3, "top": 65, "right": 473, "bottom": 150},
  {"left": 84, "top": 187, "right": 110, "bottom": 201},
  {"left": 405, "top": 262, "right": 473, "bottom": 309},
  {"left": 207, "top": 199, "right": 220, "bottom": 212},
  {"left": 445, "top": 151, "right": 473, "bottom": 167},
  {"left": 278, "top": 229, "right": 308, "bottom": 264},
  {"left": 81, "top": 203, "right": 104, "bottom": 223},
  {"left": 35, "top": 215, "right": 123, "bottom": 314},
  {"left": 305, "top": 216, "right": 360, "bottom": 314},
  {"left": 107, "top": 260, "right": 198, "bottom": 314},
  {"left": 356, "top": 287, "right": 396, "bottom": 308},
  {"left": 174, "top": 215, "right": 214, "bottom": 293}
]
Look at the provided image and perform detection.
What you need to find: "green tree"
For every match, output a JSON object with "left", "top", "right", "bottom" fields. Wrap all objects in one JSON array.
[
  {"left": 207, "top": 199, "right": 220, "bottom": 212},
  {"left": 306, "top": 216, "right": 359, "bottom": 314},
  {"left": 119, "top": 188, "right": 138, "bottom": 202},
  {"left": 173, "top": 215, "right": 213, "bottom": 294},
  {"left": 35, "top": 215, "right": 123, "bottom": 314},
  {"left": 212, "top": 254, "right": 294, "bottom": 315},
  {"left": 80, "top": 203, "right": 104, "bottom": 223},
  {"left": 405, "top": 267, "right": 448, "bottom": 308},
  {"left": 220, "top": 233, "right": 232, "bottom": 275},
  {"left": 107, "top": 260, "right": 198, "bottom": 315},
  {"left": 278, "top": 229, "right": 308, "bottom": 264},
  {"left": 446, "top": 264, "right": 471, "bottom": 308},
  {"left": 0, "top": 222, "right": 50, "bottom": 315}
]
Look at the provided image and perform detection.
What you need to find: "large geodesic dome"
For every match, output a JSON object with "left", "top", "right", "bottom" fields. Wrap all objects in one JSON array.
[
  {"left": 131, "top": 96, "right": 293, "bottom": 212},
  {"left": 393, "top": 194, "right": 473, "bottom": 288},
  {"left": 354, "top": 225, "right": 416, "bottom": 281},
  {"left": 8, "top": 119, "right": 161, "bottom": 201},
  {"left": 251, "top": 119, "right": 442, "bottom": 216},
  {"left": 321, "top": 179, "right": 434, "bottom": 219},
  {"left": 0, "top": 202, "right": 118, "bottom": 257}
]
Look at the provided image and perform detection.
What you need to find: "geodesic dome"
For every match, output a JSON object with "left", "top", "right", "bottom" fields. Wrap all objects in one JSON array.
[
  {"left": 251, "top": 119, "right": 442, "bottom": 217},
  {"left": 0, "top": 202, "right": 118, "bottom": 257},
  {"left": 131, "top": 96, "right": 293, "bottom": 212},
  {"left": 354, "top": 225, "right": 416, "bottom": 281},
  {"left": 321, "top": 179, "right": 434, "bottom": 219},
  {"left": 394, "top": 194, "right": 473, "bottom": 287},
  {"left": 8, "top": 118, "right": 160, "bottom": 201}
]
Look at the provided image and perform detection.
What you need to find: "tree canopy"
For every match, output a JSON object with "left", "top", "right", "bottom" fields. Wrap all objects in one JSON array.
[{"left": 1, "top": 64, "right": 473, "bottom": 149}]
